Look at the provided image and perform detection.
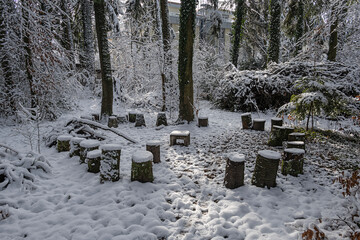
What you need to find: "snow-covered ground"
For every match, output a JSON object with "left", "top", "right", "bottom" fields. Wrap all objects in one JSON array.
[{"left": 0, "top": 100, "right": 359, "bottom": 240}]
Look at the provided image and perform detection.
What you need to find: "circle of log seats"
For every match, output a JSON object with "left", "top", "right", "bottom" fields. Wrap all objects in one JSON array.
[
  {"left": 128, "top": 112, "right": 137, "bottom": 123},
  {"left": 251, "top": 150, "right": 281, "bottom": 188},
  {"left": 271, "top": 117, "right": 283, "bottom": 131},
  {"left": 241, "top": 113, "right": 252, "bottom": 129},
  {"left": 108, "top": 116, "right": 118, "bottom": 128},
  {"left": 198, "top": 117, "right": 208, "bottom": 127},
  {"left": 252, "top": 119, "right": 266, "bottom": 131},
  {"left": 135, "top": 113, "right": 146, "bottom": 127},
  {"left": 131, "top": 150, "right": 154, "bottom": 183},
  {"left": 117, "top": 115, "right": 128, "bottom": 124},
  {"left": 288, "top": 132, "right": 305, "bottom": 142},
  {"left": 57, "top": 135, "right": 73, "bottom": 152},
  {"left": 146, "top": 141, "right": 161, "bottom": 164},
  {"left": 100, "top": 144, "right": 122, "bottom": 182},
  {"left": 287, "top": 141, "right": 305, "bottom": 150},
  {"left": 156, "top": 112, "right": 168, "bottom": 126},
  {"left": 79, "top": 139, "right": 100, "bottom": 164},
  {"left": 69, "top": 137, "right": 85, "bottom": 157},
  {"left": 87, "top": 149, "right": 101, "bottom": 173},
  {"left": 281, "top": 148, "right": 305, "bottom": 176},
  {"left": 224, "top": 153, "right": 245, "bottom": 189},
  {"left": 91, "top": 113, "right": 100, "bottom": 122},
  {"left": 170, "top": 130, "right": 190, "bottom": 146}
]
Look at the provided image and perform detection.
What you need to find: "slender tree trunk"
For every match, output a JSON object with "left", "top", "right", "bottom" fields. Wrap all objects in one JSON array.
[
  {"left": 81, "top": 0, "right": 95, "bottom": 73},
  {"left": 306, "top": 102, "right": 313, "bottom": 131},
  {"left": 327, "top": 7, "right": 338, "bottom": 62},
  {"left": 178, "top": 0, "right": 196, "bottom": 122},
  {"left": 60, "top": 0, "right": 75, "bottom": 66},
  {"left": 94, "top": 0, "right": 113, "bottom": 118},
  {"left": 267, "top": 0, "right": 281, "bottom": 65},
  {"left": 294, "top": 0, "right": 304, "bottom": 56},
  {"left": 230, "top": 0, "right": 245, "bottom": 67}
]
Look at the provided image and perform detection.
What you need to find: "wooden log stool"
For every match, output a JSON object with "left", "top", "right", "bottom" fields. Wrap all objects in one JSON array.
[
  {"left": 87, "top": 149, "right": 101, "bottom": 173},
  {"left": 251, "top": 150, "right": 281, "bottom": 188},
  {"left": 100, "top": 144, "right": 121, "bottom": 182},
  {"left": 135, "top": 113, "right": 146, "bottom": 127},
  {"left": 252, "top": 119, "right": 266, "bottom": 131},
  {"left": 156, "top": 112, "right": 168, "bottom": 126},
  {"left": 271, "top": 117, "right": 283, "bottom": 131},
  {"left": 79, "top": 139, "right": 100, "bottom": 164},
  {"left": 287, "top": 141, "right": 305, "bottom": 150},
  {"left": 284, "top": 127, "right": 295, "bottom": 139},
  {"left": 128, "top": 111, "right": 137, "bottom": 123},
  {"left": 117, "top": 115, "right": 128, "bottom": 124},
  {"left": 281, "top": 148, "right": 305, "bottom": 176},
  {"left": 69, "top": 137, "right": 85, "bottom": 157},
  {"left": 224, "top": 152, "right": 245, "bottom": 189},
  {"left": 241, "top": 113, "right": 252, "bottom": 129},
  {"left": 146, "top": 141, "right": 161, "bottom": 163},
  {"left": 170, "top": 131, "right": 190, "bottom": 146},
  {"left": 288, "top": 132, "right": 305, "bottom": 142},
  {"left": 108, "top": 116, "right": 118, "bottom": 128},
  {"left": 268, "top": 126, "right": 286, "bottom": 147},
  {"left": 198, "top": 117, "right": 208, "bottom": 127},
  {"left": 57, "top": 135, "right": 73, "bottom": 152},
  {"left": 131, "top": 150, "right": 154, "bottom": 183}
]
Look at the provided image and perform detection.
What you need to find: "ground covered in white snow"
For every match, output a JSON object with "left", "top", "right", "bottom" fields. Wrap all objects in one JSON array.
[{"left": 0, "top": 100, "right": 359, "bottom": 240}]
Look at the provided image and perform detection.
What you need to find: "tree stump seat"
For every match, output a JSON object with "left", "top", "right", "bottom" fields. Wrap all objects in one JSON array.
[
  {"left": 251, "top": 150, "right": 281, "bottom": 188},
  {"left": 198, "top": 117, "right": 208, "bottom": 127},
  {"left": 128, "top": 111, "right": 138, "bottom": 123},
  {"left": 87, "top": 149, "right": 101, "bottom": 173},
  {"left": 270, "top": 117, "right": 283, "bottom": 131},
  {"left": 116, "top": 115, "right": 128, "bottom": 124},
  {"left": 100, "top": 144, "right": 121, "bottom": 182},
  {"left": 241, "top": 113, "right": 252, "bottom": 129},
  {"left": 268, "top": 126, "right": 295, "bottom": 147},
  {"left": 146, "top": 141, "right": 161, "bottom": 164},
  {"left": 252, "top": 119, "right": 266, "bottom": 131},
  {"left": 108, "top": 116, "right": 118, "bottom": 128},
  {"left": 170, "top": 130, "right": 190, "bottom": 146},
  {"left": 156, "top": 112, "right": 168, "bottom": 126},
  {"left": 224, "top": 152, "right": 245, "bottom": 189},
  {"left": 57, "top": 135, "right": 73, "bottom": 152},
  {"left": 131, "top": 150, "right": 154, "bottom": 183},
  {"left": 135, "top": 113, "right": 146, "bottom": 127},
  {"left": 69, "top": 137, "right": 85, "bottom": 157},
  {"left": 288, "top": 132, "right": 305, "bottom": 142},
  {"left": 287, "top": 141, "right": 305, "bottom": 150},
  {"left": 281, "top": 148, "right": 305, "bottom": 176},
  {"left": 79, "top": 139, "right": 100, "bottom": 164}
]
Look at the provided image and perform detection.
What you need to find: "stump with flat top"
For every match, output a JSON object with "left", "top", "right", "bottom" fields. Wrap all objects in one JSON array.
[
  {"left": 198, "top": 117, "right": 208, "bottom": 127},
  {"left": 69, "top": 137, "right": 85, "bottom": 157},
  {"left": 251, "top": 150, "right": 281, "bottom": 188},
  {"left": 156, "top": 112, "right": 168, "bottom": 126},
  {"left": 281, "top": 148, "right": 305, "bottom": 176},
  {"left": 57, "top": 135, "right": 73, "bottom": 152},
  {"left": 224, "top": 153, "right": 245, "bottom": 189},
  {"left": 135, "top": 113, "right": 146, "bottom": 127},
  {"left": 100, "top": 144, "right": 121, "bottom": 182},
  {"left": 117, "top": 115, "right": 128, "bottom": 124},
  {"left": 241, "top": 113, "right": 252, "bottom": 129},
  {"left": 146, "top": 141, "right": 161, "bottom": 164},
  {"left": 170, "top": 130, "right": 190, "bottom": 146},
  {"left": 284, "top": 127, "right": 295, "bottom": 139},
  {"left": 128, "top": 112, "right": 137, "bottom": 123},
  {"left": 287, "top": 141, "right": 305, "bottom": 150},
  {"left": 91, "top": 113, "right": 100, "bottom": 122},
  {"left": 87, "top": 149, "right": 101, "bottom": 173},
  {"left": 271, "top": 117, "right": 283, "bottom": 131},
  {"left": 288, "top": 132, "right": 305, "bottom": 142},
  {"left": 252, "top": 119, "right": 266, "bottom": 131},
  {"left": 79, "top": 139, "right": 100, "bottom": 164},
  {"left": 131, "top": 150, "right": 154, "bottom": 183},
  {"left": 108, "top": 116, "right": 118, "bottom": 128},
  {"left": 268, "top": 126, "right": 286, "bottom": 147}
]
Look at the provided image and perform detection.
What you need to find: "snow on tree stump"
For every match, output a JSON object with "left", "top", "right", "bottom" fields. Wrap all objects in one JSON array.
[
  {"left": 198, "top": 117, "right": 208, "bottom": 127},
  {"left": 281, "top": 148, "right": 305, "bottom": 177},
  {"left": 117, "top": 115, "right": 128, "bottom": 124},
  {"left": 57, "top": 135, "right": 73, "bottom": 152},
  {"left": 146, "top": 141, "right": 161, "bottom": 164},
  {"left": 252, "top": 119, "right": 266, "bottom": 131},
  {"left": 271, "top": 117, "right": 283, "bottom": 131},
  {"left": 156, "top": 112, "right": 168, "bottom": 126},
  {"left": 135, "top": 113, "right": 146, "bottom": 127},
  {"left": 224, "top": 152, "right": 245, "bottom": 189},
  {"left": 241, "top": 113, "right": 252, "bottom": 129},
  {"left": 288, "top": 132, "right": 305, "bottom": 142},
  {"left": 268, "top": 126, "right": 286, "bottom": 147},
  {"left": 69, "top": 137, "right": 85, "bottom": 157},
  {"left": 128, "top": 112, "right": 137, "bottom": 123},
  {"left": 170, "top": 131, "right": 190, "bottom": 146},
  {"left": 287, "top": 141, "right": 305, "bottom": 150},
  {"left": 91, "top": 113, "right": 100, "bottom": 122},
  {"left": 79, "top": 139, "right": 100, "bottom": 164},
  {"left": 87, "top": 149, "right": 101, "bottom": 173},
  {"left": 108, "top": 116, "right": 118, "bottom": 128},
  {"left": 251, "top": 150, "right": 281, "bottom": 188},
  {"left": 131, "top": 150, "right": 154, "bottom": 183},
  {"left": 100, "top": 144, "right": 121, "bottom": 183}
]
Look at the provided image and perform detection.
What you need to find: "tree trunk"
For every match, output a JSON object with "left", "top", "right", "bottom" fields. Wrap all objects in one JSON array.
[
  {"left": 327, "top": 8, "right": 338, "bottom": 62},
  {"left": 94, "top": 0, "right": 113, "bottom": 118},
  {"left": 81, "top": 0, "right": 95, "bottom": 73},
  {"left": 267, "top": 0, "right": 281, "bottom": 65},
  {"left": 294, "top": 0, "right": 304, "bottom": 56},
  {"left": 230, "top": 0, "right": 245, "bottom": 67},
  {"left": 60, "top": 0, "right": 75, "bottom": 66},
  {"left": 178, "top": 0, "right": 196, "bottom": 122}
]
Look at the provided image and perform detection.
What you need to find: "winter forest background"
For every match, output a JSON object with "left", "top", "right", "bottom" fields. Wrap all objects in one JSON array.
[{"left": 1, "top": 0, "right": 360, "bottom": 239}]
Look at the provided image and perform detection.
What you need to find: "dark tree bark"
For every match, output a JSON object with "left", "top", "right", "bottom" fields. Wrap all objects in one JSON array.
[
  {"left": 294, "top": 0, "right": 304, "bottom": 56},
  {"left": 60, "top": 0, "right": 75, "bottom": 66},
  {"left": 178, "top": 0, "right": 196, "bottom": 122},
  {"left": 81, "top": 0, "right": 95, "bottom": 73},
  {"left": 94, "top": 0, "right": 113, "bottom": 117},
  {"left": 267, "top": 0, "right": 281, "bottom": 65},
  {"left": 230, "top": 0, "right": 245, "bottom": 67},
  {"left": 327, "top": 7, "right": 338, "bottom": 62}
]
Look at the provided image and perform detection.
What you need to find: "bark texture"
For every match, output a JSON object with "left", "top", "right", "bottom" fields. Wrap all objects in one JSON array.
[
  {"left": 267, "top": 0, "right": 281, "bottom": 64},
  {"left": 230, "top": 0, "right": 245, "bottom": 67},
  {"left": 251, "top": 152, "right": 280, "bottom": 188}
]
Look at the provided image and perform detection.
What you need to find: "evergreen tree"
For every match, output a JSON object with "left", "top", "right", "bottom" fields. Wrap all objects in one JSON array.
[
  {"left": 267, "top": 0, "right": 281, "bottom": 64},
  {"left": 230, "top": 0, "right": 245, "bottom": 67}
]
